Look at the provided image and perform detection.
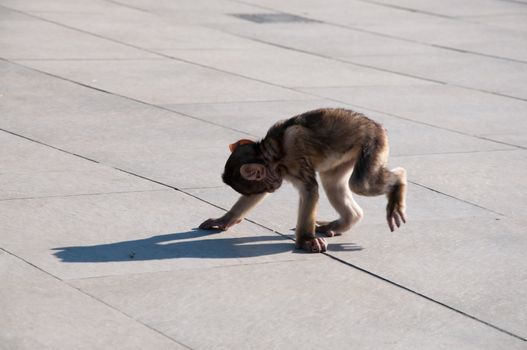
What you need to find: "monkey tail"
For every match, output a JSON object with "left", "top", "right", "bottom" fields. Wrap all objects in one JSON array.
[
  {"left": 350, "top": 139, "right": 374, "bottom": 192},
  {"left": 350, "top": 131, "right": 388, "bottom": 196}
]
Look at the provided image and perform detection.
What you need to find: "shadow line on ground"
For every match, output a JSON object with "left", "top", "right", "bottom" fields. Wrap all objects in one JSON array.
[{"left": 52, "top": 229, "right": 362, "bottom": 262}]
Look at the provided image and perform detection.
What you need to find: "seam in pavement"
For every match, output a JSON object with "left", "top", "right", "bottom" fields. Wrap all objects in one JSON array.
[
  {"left": 409, "top": 181, "right": 505, "bottom": 216},
  {"left": 8, "top": 57, "right": 166, "bottom": 61},
  {"left": 162, "top": 98, "right": 321, "bottom": 106},
  {"left": 230, "top": 0, "right": 527, "bottom": 65},
  {"left": 392, "top": 148, "right": 518, "bottom": 157},
  {"left": 341, "top": 0, "right": 527, "bottom": 22},
  {"left": 0, "top": 123, "right": 524, "bottom": 341},
  {"left": 0, "top": 127, "right": 102, "bottom": 163},
  {"left": 498, "top": 0, "right": 527, "bottom": 6},
  {"left": 352, "top": 0, "right": 456, "bottom": 19},
  {"left": 2, "top": 6, "right": 526, "bottom": 150},
  {"left": 0, "top": 189, "right": 170, "bottom": 202},
  {"left": 102, "top": 0, "right": 151, "bottom": 13},
  {"left": 0, "top": 247, "right": 194, "bottom": 350}
]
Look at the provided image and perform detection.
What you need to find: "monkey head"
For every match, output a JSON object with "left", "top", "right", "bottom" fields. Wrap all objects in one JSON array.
[{"left": 222, "top": 139, "right": 283, "bottom": 195}]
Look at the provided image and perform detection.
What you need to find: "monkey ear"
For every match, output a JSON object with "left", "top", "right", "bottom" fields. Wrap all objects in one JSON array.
[
  {"left": 240, "top": 164, "right": 267, "bottom": 181},
  {"left": 229, "top": 139, "right": 255, "bottom": 153}
]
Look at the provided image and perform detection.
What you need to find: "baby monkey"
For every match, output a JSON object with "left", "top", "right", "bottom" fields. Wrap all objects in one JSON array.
[{"left": 199, "top": 108, "right": 407, "bottom": 253}]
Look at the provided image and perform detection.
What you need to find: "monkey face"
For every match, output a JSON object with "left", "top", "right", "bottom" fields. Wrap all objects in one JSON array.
[
  {"left": 240, "top": 163, "right": 283, "bottom": 192},
  {"left": 222, "top": 143, "right": 282, "bottom": 195}
]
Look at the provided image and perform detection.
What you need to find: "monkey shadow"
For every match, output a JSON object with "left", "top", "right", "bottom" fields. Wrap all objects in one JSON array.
[
  {"left": 52, "top": 230, "right": 363, "bottom": 263},
  {"left": 53, "top": 229, "right": 297, "bottom": 263},
  {"left": 326, "top": 241, "right": 364, "bottom": 252}
]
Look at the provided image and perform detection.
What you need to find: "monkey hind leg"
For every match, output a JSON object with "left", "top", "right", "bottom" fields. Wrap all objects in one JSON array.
[
  {"left": 350, "top": 138, "right": 407, "bottom": 231},
  {"left": 351, "top": 165, "right": 407, "bottom": 231},
  {"left": 318, "top": 165, "right": 364, "bottom": 237}
]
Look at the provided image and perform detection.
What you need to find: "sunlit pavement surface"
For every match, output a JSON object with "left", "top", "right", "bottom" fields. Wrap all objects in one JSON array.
[{"left": 1, "top": 0, "right": 527, "bottom": 349}]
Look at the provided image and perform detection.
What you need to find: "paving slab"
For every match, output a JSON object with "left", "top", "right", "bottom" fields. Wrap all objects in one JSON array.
[
  {"left": 110, "top": 0, "right": 261, "bottom": 14},
  {"left": 0, "top": 190, "right": 323, "bottom": 280},
  {"left": 347, "top": 51, "right": 527, "bottom": 100},
  {"left": 0, "top": 0, "right": 121, "bottom": 13},
  {"left": 165, "top": 99, "right": 340, "bottom": 136},
  {"left": 213, "top": 21, "right": 441, "bottom": 58},
  {"left": 16, "top": 58, "right": 309, "bottom": 105},
  {"left": 1, "top": 0, "right": 268, "bottom": 26},
  {"left": 69, "top": 258, "right": 526, "bottom": 350},
  {"left": 461, "top": 13, "right": 527, "bottom": 32},
  {"left": 396, "top": 150, "right": 527, "bottom": 219},
  {"left": 299, "top": 85, "right": 527, "bottom": 144},
  {"left": 161, "top": 45, "right": 433, "bottom": 88},
  {"left": 0, "top": 8, "right": 157, "bottom": 59},
  {"left": 477, "top": 132, "right": 527, "bottom": 150},
  {"left": 17, "top": 5, "right": 265, "bottom": 51},
  {"left": 0, "top": 131, "right": 164, "bottom": 199},
  {"left": 0, "top": 251, "right": 186, "bottom": 350},
  {"left": 364, "top": 0, "right": 527, "bottom": 17}
]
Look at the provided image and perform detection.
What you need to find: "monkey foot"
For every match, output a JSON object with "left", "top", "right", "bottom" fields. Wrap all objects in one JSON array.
[
  {"left": 301, "top": 237, "right": 328, "bottom": 253},
  {"left": 386, "top": 208, "right": 407, "bottom": 232},
  {"left": 316, "top": 221, "right": 343, "bottom": 237}
]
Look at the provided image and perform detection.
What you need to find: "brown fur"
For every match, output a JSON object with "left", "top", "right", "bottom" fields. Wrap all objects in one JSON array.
[{"left": 200, "top": 108, "right": 407, "bottom": 252}]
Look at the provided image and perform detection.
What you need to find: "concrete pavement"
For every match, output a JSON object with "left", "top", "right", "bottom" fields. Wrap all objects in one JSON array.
[{"left": 1, "top": 0, "right": 526, "bottom": 349}]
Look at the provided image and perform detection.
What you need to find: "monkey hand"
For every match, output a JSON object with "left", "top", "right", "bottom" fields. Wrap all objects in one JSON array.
[
  {"left": 198, "top": 216, "right": 241, "bottom": 231},
  {"left": 300, "top": 237, "right": 328, "bottom": 253}
]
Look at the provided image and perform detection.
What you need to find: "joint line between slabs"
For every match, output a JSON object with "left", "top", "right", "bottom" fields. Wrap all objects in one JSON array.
[
  {"left": 0, "top": 189, "right": 170, "bottom": 202},
  {"left": 409, "top": 180, "right": 505, "bottom": 216}
]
